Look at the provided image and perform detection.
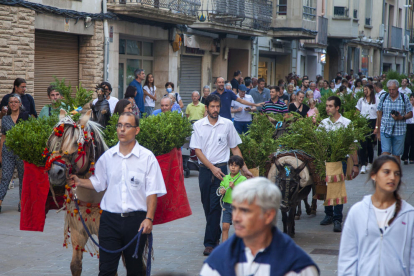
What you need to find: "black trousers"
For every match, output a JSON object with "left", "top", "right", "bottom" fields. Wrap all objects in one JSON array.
[
  {"left": 99, "top": 210, "right": 147, "bottom": 276},
  {"left": 359, "top": 119, "right": 376, "bottom": 165},
  {"left": 402, "top": 124, "right": 414, "bottom": 161},
  {"left": 199, "top": 164, "right": 228, "bottom": 247}
]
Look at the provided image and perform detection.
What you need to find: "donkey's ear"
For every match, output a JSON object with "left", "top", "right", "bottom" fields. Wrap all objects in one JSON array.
[
  {"left": 59, "top": 109, "right": 67, "bottom": 120},
  {"left": 79, "top": 109, "right": 92, "bottom": 126},
  {"left": 267, "top": 115, "right": 277, "bottom": 126},
  {"left": 275, "top": 159, "right": 284, "bottom": 172},
  {"left": 295, "top": 161, "right": 308, "bottom": 174}
]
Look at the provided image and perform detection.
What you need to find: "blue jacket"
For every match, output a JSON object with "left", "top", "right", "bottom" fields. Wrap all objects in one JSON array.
[
  {"left": 204, "top": 227, "right": 318, "bottom": 276},
  {"left": 129, "top": 79, "right": 145, "bottom": 114},
  {"left": 339, "top": 195, "right": 414, "bottom": 276}
]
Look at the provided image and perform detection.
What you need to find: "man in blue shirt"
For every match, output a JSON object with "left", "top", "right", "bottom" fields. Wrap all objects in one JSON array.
[
  {"left": 212, "top": 77, "right": 262, "bottom": 120},
  {"left": 129, "top": 69, "right": 146, "bottom": 118},
  {"left": 152, "top": 97, "right": 172, "bottom": 116}
]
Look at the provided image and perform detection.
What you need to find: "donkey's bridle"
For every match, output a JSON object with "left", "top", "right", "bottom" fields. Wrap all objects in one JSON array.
[{"left": 276, "top": 165, "right": 305, "bottom": 210}]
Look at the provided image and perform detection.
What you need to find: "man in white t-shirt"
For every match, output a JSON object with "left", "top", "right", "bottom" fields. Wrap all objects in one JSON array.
[
  {"left": 319, "top": 96, "right": 359, "bottom": 233},
  {"left": 92, "top": 82, "right": 119, "bottom": 115},
  {"left": 231, "top": 85, "right": 256, "bottom": 134},
  {"left": 398, "top": 78, "right": 412, "bottom": 97},
  {"left": 190, "top": 94, "right": 253, "bottom": 256}
]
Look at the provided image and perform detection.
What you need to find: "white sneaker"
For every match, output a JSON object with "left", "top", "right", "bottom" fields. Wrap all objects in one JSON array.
[
  {"left": 8, "top": 180, "right": 14, "bottom": 190},
  {"left": 366, "top": 163, "right": 372, "bottom": 171},
  {"left": 360, "top": 165, "right": 367, "bottom": 174}
]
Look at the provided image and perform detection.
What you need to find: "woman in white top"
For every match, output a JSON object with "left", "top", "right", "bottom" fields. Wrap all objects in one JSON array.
[
  {"left": 356, "top": 84, "right": 377, "bottom": 174},
  {"left": 353, "top": 79, "right": 363, "bottom": 95},
  {"left": 339, "top": 155, "right": 414, "bottom": 276},
  {"left": 143, "top": 73, "right": 157, "bottom": 116}
]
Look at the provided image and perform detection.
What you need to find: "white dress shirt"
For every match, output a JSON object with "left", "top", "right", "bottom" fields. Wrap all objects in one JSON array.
[
  {"left": 93, "top": 96, "right": 119, "bottom": 115},
  {"left": 319, "top": 115, "right": 352, "bottom": 131},
  {"left": 90, "top": 141, "right": 167, "bottom": 213},
  {"left": 398, "top": 87, "right": 412, "bottom": 97},
  {"left": 190, "top": 116, "right": 242, "bottom": 164}
]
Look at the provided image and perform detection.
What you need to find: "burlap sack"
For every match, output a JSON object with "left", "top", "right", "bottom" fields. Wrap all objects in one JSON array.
[
  {"left": 248, "top": 167, "right": 260, "bottom": 177},
  {"left": 324, "top": 161, "right": 347, "bottom": 206}
]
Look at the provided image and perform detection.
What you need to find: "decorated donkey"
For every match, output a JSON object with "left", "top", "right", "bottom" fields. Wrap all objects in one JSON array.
[{"left": 267, "top": 154, "right": 314, "bottom": 238}]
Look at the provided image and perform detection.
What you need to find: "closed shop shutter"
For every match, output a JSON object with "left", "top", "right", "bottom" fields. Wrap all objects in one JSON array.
[
  {"left": 34, "top": 30, "right": 79, "bottom": 114},
  {"left": 180, "top": 55, "right": 202, "bottom": 109}
]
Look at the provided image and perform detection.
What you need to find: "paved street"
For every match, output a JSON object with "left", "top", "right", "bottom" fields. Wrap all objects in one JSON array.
[{"left": 1, "top": 160, "right": 414, "bottom": 276}]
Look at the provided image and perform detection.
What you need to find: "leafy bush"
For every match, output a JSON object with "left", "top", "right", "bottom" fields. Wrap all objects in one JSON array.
[
  {"left": 50, "top": 77, "right": 93, "bottom": 112},
  {"left": 104, "top": 112, "right": 193, "bottom": 156},
  {"left": 317, "top": 91, "right": 362, "bottom": 119},
  {"left": 5, "top": 116, "right": 59, "bottom": 167}
]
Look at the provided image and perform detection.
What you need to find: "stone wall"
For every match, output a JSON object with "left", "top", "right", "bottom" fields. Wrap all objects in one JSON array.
[
  {"left": 79, "top": 21, "right": 104, "bottom": 92},
  {"left": 0, "top": 5, "right": 35, "bottom": 98}
]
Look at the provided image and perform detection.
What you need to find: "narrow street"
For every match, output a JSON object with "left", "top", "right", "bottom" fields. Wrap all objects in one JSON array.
[{"left": 1, "top": 159, "right": 414, "bottom": 276}]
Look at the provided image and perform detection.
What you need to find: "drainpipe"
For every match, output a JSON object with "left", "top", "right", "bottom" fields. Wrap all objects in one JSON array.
[
  {"left": 380, "top": 0, "right": 386, "bottom": 74},
  {"left": 404, "top": 0, "right": 408, "bottom": 74},
  {"left": 103, "top": 0, "right": 110, "bottom": 82}
]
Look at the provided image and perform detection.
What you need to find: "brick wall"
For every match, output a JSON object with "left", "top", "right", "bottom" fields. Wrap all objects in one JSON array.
[
  {"left": 0, "top": 5, "right": 35, "bottom": 98},
  {"left": 79, "top": 21, "right": 104, "bottom": 92}
]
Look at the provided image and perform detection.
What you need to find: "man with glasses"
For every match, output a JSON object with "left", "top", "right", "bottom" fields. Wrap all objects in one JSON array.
[
  {"left": 70, "top": 112, "right": 167, "bottom": 275},
  {"left": 92, "top": 82, "right": 119, "bottom": 115}
]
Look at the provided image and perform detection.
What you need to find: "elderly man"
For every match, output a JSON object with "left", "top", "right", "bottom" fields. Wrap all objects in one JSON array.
[
  {"left": 200, "top": 178, "right": 319, "bottom": 276},
  {"left": 201, "top": 85, "right": 210, "bottom": 104},
  {"left": 376, "top": 79, "right": 413, "bottom": 162},
  {"left": 225, "top": 82, "right": 233, "bottom": 92},
  {"left": 309, "top": 82, "right": 321, "bottom": 102},
  {"left": 231, "top": 84, "right": 255, "bottom": 134},
  {"left": 186, "top": 91, "right": 206, "bottom": 121},
  {"left": 212, "top": 77, "right": 262, "bottom": 120},
  {"left": 152, "top": 96, "right": 172, "bottom": 116}
]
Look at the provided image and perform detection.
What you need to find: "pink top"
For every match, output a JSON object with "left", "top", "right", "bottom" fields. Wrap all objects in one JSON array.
[{"left": 307, "top": 107, "right": 317, "bottom": 117}]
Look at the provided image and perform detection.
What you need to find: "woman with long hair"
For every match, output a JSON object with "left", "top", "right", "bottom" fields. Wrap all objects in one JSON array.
[
  {"left": 320, "top": 80, "right": 332, "bottom": 96},
  {"left": 113, "top": 99, "right": 133, "bottom": 116},
  {"left": 339, "top": 155, "right": 414, "bottom": 275},
  {"left": 353, "top": 79, "right": 363, "bottom": 94},
  {"left": 0, "top": 94, "right": 29, "bottom": 212},
  {"left": 143, "top": 73, "right": 157, "bottom": 116},
  {"left": 124, "top": 86, "right": 140, "bottom": 116},
  {"left": 288, "top": 91, "right": 309, "bottom": 118},
  {"left": 356, "top": 84, "right": 377, "bottom": 174}
]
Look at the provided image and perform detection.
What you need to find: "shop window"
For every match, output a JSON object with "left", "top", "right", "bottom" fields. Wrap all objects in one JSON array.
[
  {"left": 143, "top": 42, "right": 153, "bottom": 57},
  {"left": 119, "top": 39, "right": 126, "bottom": 55},
  {"left": 361, "top": 48, "right": 369, "bottom": 76},
  {"left": 118, "top": 63, "right": 124, "bottom": 99}
]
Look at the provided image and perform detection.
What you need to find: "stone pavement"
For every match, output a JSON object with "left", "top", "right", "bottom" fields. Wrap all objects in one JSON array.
[{"left": 1, "top": 162, "right": 414, "bottom": 276}]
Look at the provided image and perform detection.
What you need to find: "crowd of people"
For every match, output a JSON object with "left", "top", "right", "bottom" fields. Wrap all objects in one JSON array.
[{"left": 2, "top": 67, "right": 414, "bottom": 275}]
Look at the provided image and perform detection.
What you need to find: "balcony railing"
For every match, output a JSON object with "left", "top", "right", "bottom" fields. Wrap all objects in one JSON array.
[
  {"left": 303, "top": 5, "right": 316, "bottom": 21},
  {"left": 109, "top": 0, "right": 201, "bottom": 17},
  {"left": 205, "top": 0, "right": 273, "bottom": 31},
  {"left": 389, "top": 26, "right": 402, "bottom": 49}
]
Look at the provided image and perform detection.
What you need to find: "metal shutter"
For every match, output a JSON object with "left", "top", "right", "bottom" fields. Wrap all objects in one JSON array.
[
  {"left": 34, "top": 30, "right": 79, "bottom": 113},
  {"left": 180, "top": 56, "right": 202, "bottom": 108}
]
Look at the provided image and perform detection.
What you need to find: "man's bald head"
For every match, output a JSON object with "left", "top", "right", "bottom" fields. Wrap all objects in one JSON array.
[{"left": 160, "top": 96, "right": 172, "bottom": 113}]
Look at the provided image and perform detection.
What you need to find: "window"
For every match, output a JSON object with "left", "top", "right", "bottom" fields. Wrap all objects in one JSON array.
[
  {"left": 119, "top": 38, "right": 154, "bottom": 94},
  {"left": 303, "top": 0, "right": 316, "bottom": 21},
  {"left": 334, "top": 7, "right": 348, "bottom": 17},
  {"left": 365, "top": 0, "right": 372, "bottom": 26},
  {"left": 353, "top": 9, "right": 358, "bottom": 19},
  {"left": 277, "top": 0, "right": 287, "bottom": 16},
  {"left": 365, "top": 18, "right": 371, "bottom": 25}
]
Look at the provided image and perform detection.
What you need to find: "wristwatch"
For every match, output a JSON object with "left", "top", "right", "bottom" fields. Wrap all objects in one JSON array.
[
  {"left": 145, "top": 217, "right": 153, "bottom": 223},
  {"left": 353, "top": 164, "right": 359, "bottom": 167}
]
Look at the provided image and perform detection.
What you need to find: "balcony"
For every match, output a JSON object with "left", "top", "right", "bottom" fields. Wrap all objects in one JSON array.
[
  {"left": 303, "top": 16, "right": 328, "bottom": 47},
  {"left": 107, "top": 0, "right": 201, "bottom": 25},
  {"left": 190, "top": 0, "right": 272, "bottom": 36},
  {"left": 387, "top": 26, "right": 402, "bottom": 49},
  {"left": 270, "top": 0, "right": 317, "bottom": 39}
]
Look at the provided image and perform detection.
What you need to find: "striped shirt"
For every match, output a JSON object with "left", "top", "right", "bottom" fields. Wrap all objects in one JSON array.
[{"left": 261, "top": 98, "right": 288, "bottom": 114}]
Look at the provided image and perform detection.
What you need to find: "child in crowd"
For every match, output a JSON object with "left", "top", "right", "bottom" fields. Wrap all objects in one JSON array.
[{"left": 219, "top": 155, "right": 247, "bottom": 242}]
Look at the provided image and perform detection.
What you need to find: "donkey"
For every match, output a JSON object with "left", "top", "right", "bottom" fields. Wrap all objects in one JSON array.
[
  {"left": 47, "top": 109, "right": 108, "bottom": 276},
  {"left": 268, "top": 157, "right": 313, "bottom": 238}
]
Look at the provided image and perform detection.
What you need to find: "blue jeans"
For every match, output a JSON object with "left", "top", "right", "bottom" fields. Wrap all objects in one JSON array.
[
  {"left": 324, "top": 161, "right": 347, "bottom": 222},
  {"left": 199, "top": 164, "right": 228, "bottom": 247},
  {"left": 380, "top": 132, "right": 406, "bottom": 156},
  {"left": 144, "top": 106, "right": 154, "bottom": 117},
  {"left": 234, "top": 121, "right": 252, "bottom": 134}
]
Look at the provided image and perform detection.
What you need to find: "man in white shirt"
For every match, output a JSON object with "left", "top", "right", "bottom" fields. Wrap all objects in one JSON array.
[
  {"left": 92, "top": 82, "right": 119, "bottom": 115},
  {"left": 190, "top": 94, "right": 253, "bottom": 256},
  {"left": 398, "top": 78, "right": 412, "bottom": 97},
  {"left": 200, "top": 178, "right": 319, "bottom": 276},
  {"left": 70, "top": 112, "right": 167, "bottom": 275},
  {"left": 319, "top": 96, "right": 359, "bottom": 233},
  {"left": 374, "top": 81, "right": 387, "bottom": 102},
  {"left": 231, "top": 84, "right": 256, "bottom": 134}
]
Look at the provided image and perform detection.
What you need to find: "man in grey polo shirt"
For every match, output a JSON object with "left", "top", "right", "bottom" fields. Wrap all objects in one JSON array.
[{"left": 249, "top": 78, "right": 270, "bottom": 112}]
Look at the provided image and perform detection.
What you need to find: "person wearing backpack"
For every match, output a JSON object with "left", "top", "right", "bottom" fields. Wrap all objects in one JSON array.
[{"left": 375, "top": 79, "right": 413, "bottom": 163}]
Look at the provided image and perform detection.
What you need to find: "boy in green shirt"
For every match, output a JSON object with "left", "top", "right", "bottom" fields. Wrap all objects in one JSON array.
[{"left": 219, "top": 155, "right": 247, "bottom": 242}]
